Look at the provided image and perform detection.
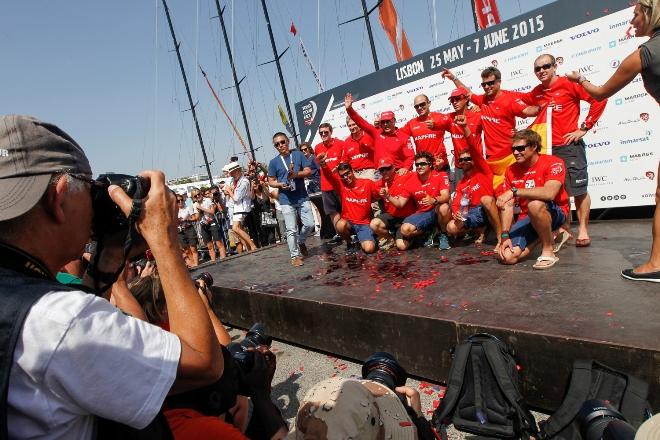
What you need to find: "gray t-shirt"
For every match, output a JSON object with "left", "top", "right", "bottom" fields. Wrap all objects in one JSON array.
[{"left": 639, "top": 29, "right": 660, "bottom": 104}]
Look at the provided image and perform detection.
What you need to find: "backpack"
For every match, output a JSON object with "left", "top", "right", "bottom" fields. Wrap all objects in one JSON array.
[
  {"left": 538, "top": 359, "right": 652, "bottom": 440},
  {"left": 432, "top": 333, "right": 538, "bottom": 439}
]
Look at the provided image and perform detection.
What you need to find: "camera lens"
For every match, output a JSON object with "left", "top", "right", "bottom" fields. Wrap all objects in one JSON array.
[
  {"left": 361, "top": 352, "right": 408, "bottom": 391},
  {"left": 194, "top": 272, "right": 214, "bottom": 287},
  {"left": 241, "top": 323, "right": 272, "bottom": 349},
  {"left": 578, "top": 400, "right": 635, "bottom": 440}
]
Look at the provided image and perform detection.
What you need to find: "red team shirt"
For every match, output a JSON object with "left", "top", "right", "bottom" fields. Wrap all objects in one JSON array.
[
  {"left": 314, "top": 138, "right": 344, "bottom": 191},
  {"left": 452, "top": 134, "right": 494, "bottom": 211},
  {"left": 503, "top": 155, "right": 570, "bottom": 219},
  {"left": 374, "top": 173, "right": 416, "bottom": 218},
  {"left": 521, "top": 76, "right": 607, "bottom": 147},
  {"left": 342, "top": 132, "right": 375, "bottom": 171},
  {"left": 470, "top": 91, "right": 529, "bottom": 159},
  {"left": 347, "top": 106, "right": 415, "bottom": 171},
  {"left": 331, "top": 177, "right": 380, "bottom": 224},
  {"left": 447, "top": 109, "right": 483, "bottom": 168},
  {"left": 399, "top": 112, "right": 452, "bottom": 164},
  {"left": 400, "top": 171, "right": 450, "bottom": 213}
]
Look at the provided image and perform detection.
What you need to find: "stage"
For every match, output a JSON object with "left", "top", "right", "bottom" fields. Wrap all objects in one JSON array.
[{"left": 200, "top": 219, "right": 659, "bottom": 411}]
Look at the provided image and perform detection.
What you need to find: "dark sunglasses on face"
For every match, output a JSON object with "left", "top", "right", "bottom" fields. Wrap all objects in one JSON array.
[
  {"left": 413, "top": 102, "right": 428, "bottom": 109},
  {"left": 512, "top": 143, "right": 532, "bottom": 152},
  {"left": 480, "top": 79, "right": 497, "bottom": 88},
  {"left": 534, "top": 63, "right": 554, "bottom": 73},
  {"left": 274, "top": 140, "right": 288, "bottom": 146},
  {"left": 380, "top": 119, "right": 394, "bottom": 124},
  {"left": 458, "top": 157, "right": 473, "bottom": 163},
  {"left": 378, "top": 166, "right": 393, "bottom": 172},
  {"left": 301, "top": 147, "right": 309, "bottom": 152},
  {"left": 339, "top": 172, "right": 352, "bottom": 178},
  {"left": 414, "top": 161, "right": 430, "bottom": 167},
  {"left": 449, "top": 96, "right": 465, "bottom": 103},
  {"left": 319, "top": 130, "right": 330, "bottom": 135}
]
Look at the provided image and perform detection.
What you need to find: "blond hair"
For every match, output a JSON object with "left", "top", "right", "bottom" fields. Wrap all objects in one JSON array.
[{"left": 638, "top": 0, "right": 660, "bottom": 33}]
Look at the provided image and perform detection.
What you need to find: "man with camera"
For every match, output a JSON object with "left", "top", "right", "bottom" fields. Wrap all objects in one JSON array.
[
  {"left": 194, "top": 188, "right": 227, "bottom": 262},
  {"left": 0, "top": 115, "right": 224, "bottom": 438}
]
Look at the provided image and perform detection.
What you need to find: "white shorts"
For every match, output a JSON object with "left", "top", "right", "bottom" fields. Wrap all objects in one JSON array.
[{"left": 232, "top": 213, "right": 248, "bottom": 224}]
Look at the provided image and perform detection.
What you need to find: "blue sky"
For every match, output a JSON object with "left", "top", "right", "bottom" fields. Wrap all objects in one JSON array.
[{"left": 0, "top": 0, "right": 552, "bottom": 180}]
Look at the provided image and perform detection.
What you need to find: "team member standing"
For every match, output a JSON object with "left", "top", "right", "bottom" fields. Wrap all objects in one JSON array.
[
  {"left": 496, "top": 129, "right": 570, "bottom": 269},
  {"left": 370, "top": 157, "right": 416, "bottom": 251},
  {"left": 521, "top": 54, "right": 608, "bottom": 248},
  {"left": 399, "top": 94, "right": 452, "bottom": 171},
  {"left": 344, "top": 92, "right": 414, "bottom": 174},
  {"left": 343, "top": 116, "right": 376, "bottom": 181},
  {"left": 268, "top": 133, "right": 315, "bottom": 267},
  {"left": 385, "top": 151, "right": 451, "bottom": 250},
  {"left": 314, "top": 123, "right": 344, "bottom": 240}
]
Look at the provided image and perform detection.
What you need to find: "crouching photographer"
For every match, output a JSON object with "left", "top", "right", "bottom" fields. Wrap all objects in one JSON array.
[
  {"left": 289, "top": 351, "right": 435, "bottom": 439},
  {"left": 0, "top": 115, "right": 222, "bottom": 439}
]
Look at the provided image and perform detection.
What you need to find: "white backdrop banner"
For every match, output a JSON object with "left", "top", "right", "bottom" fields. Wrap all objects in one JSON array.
[{"left": 295, "top": 0, "right": 657, "bottom": 209}]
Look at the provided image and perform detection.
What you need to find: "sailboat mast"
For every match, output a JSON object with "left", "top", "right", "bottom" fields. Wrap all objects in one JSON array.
[
  {"left": 260, "top": 0, "right": 299, "bottom": 148},
  {"left": 214, "top": 0, "right": 256, "bottom": 161},
  {"left": 361, "top": 0, "right": 380, "bottom": 71},
  {"left": 161, "top": 0, "right": 214, "bottom": 184}
]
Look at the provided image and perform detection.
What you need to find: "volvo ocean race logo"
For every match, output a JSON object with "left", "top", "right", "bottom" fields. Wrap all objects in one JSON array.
[{"left": 302, "top": 101, "right": 317, "bottom": 126}]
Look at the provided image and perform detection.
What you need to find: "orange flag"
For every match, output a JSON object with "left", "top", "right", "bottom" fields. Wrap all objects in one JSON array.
[{"left": 378, "top": 0, "right": 413, "bottom": 62}]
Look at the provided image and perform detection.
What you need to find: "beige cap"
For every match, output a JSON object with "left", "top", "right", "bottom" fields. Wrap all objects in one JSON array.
[{"left": 636, "top": 414, "right": 660, "bottom": 440}]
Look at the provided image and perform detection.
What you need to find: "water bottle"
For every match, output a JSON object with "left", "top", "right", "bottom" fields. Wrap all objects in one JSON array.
[{"left": 459, "top": 190, "right": 470, "bottom": 220}]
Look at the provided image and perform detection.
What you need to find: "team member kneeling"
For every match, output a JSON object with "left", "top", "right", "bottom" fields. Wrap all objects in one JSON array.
[
  {"left": 384, "top": 151, "right": 451, "bottom": 250},
  {"left": 496, "top": 129, "right": 570, "bottom": 269},
  {"left": 446, "top": 115, "right": 502, "bottom": 252},
  {"left": 326, "top": 162, "right": 381, "bottom": 254}
]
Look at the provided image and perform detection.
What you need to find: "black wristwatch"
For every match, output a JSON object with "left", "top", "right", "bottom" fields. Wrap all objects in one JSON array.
[{"left": 511, "top": 187, "right": 518, "bottom": 197}]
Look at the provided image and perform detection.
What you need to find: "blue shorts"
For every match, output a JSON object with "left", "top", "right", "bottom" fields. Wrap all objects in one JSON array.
[
  {"left": 510, "top": 202, "right": 567, "bottom": 250},
  {"left": 463, "top": 206, "right": 487, "bottom": 229},
  {"left": 349, "top": 222, "right": 376, "bottom": 243},
  {"left": 403, "top": 210, "right": 437, "bottom": 232}
]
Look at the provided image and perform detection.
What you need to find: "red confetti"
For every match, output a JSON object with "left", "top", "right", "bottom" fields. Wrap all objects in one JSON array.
[
  {"left": 440, "top": 256, "right": 449, "bottom": 263},
  {"left": 419, "top": 381, "right": 431, "bottom": 389},
  {"left": 606, "top": 312, "right": 613, "bottom": 317},
  {"left": 433, "top": 399, "right": 440, "bottom": 408},
  {"left": 424, "top": 389, "right": 434, "bottom": 395},
  {"left": 480, "top": 250, "right": 496, "bottom": 256},
  {"left": 339, "top": 365, "right": 347, "bottom": 370},
  {"left": 299, "top": 366, "right": 304, "bottom": 371},
  {"left": 438, "top": 387, "right": 446, "bottom": 398},
  {"left": 412, "top": 278, "right": 436, "bottom": 289}
]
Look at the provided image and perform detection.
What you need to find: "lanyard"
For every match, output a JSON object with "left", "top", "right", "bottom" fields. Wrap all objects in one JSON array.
[{"left": 0, "top": 242, "right": 54, "bottom": 281}]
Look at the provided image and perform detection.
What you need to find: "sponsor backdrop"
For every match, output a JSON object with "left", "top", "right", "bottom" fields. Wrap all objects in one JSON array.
[{"left": 295, "top": 0, "right": 657, "bottom": 209}]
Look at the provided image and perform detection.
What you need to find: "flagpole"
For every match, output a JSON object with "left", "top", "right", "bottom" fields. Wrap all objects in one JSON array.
[
  {"left": 260, "top": 0, "right": 299, "bottom": 148},
  {"left": 214, "top": 0, "right": 256, "bottom": 161},
  {"left": 471, "top": 0, "right": 481, "bottom": 32},
  {"left": 361, "top": 0, "right": 380, "bottom": 71}
]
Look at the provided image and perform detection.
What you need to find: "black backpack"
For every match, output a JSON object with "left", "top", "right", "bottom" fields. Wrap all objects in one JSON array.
[
  {"left": 538, "top": 359, "right": 652, "bottom": 440},
  {"left": 432, "top": 333, "right": 538, "bottom": 439}
]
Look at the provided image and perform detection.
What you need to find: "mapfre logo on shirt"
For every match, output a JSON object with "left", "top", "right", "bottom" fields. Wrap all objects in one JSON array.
[{"left": 550, "top": 163, "right": 564, "bottom": 175}]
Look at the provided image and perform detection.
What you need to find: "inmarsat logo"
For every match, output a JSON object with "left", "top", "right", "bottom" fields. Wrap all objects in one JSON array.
[{"left": 302, "top": 101, "right": 317, "bottom": 126}]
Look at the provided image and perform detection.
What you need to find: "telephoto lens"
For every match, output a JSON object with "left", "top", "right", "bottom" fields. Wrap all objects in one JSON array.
[
  {"left": 194, "top": 272, "right": 214, "bottom": 287},
  {"left": 361, "top": 352, "right": 408, "bottom": 391},
  {"left": 577, "top": 399, "right": 636, "bottom": 440},
  {"left": 92, "top": 174, "right": 150, "bottom": 235}
]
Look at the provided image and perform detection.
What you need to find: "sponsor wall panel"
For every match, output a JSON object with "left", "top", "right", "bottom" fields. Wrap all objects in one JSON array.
[{"left": 295, "top": 0, "right": 657, "bottom": 209}]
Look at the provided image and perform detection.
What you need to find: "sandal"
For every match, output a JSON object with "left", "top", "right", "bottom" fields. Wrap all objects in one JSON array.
[
  {"left": 533, "top": 255, "right": 559, "bottom": 270},
  {"left": 575, "top": 238, "right": 591, "bottom": 247},
  {"left": 553, "top": 231, "right": 571, "bottom": 253}
]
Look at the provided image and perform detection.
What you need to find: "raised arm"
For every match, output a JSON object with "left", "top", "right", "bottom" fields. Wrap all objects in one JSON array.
[
  {"left": 345, "top": 92, "right": 379, "bottom": 137},
  {"left": 442, "top": 68, "right": 472, "bottom": 97},
  {"left": 567, "top": 49, "right": 642, "bottom": 101}
]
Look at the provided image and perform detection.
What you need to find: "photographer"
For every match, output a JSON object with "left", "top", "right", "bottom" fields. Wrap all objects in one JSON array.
[{"left": 0, "top": 115, "right": 223, "bottom": 438}]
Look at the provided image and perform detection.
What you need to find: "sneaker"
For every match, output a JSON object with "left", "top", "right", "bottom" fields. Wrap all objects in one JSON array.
[
  {"left": 345, "top": 242, "right": 359, "bottom": 255},
  {"left": 299, "top": 243, "right": 309, "bottom": 257},
  {"left": 328, "top": 234, "right": 343, "bottom": 244},
  {"left": 379, "top": 237, "right": 395, "bottom": 251},
  {"left": 438, "top": 232, "right": 451, "bottom": 250},
  {"left": 291, "top": 256, "right": 304, "bottom": 267},
  {"left": 621, "top": 268, "right": 660, "bottom": 283},
  {"left": 423, "top": 231, "right": 436, "bottom": 247}
]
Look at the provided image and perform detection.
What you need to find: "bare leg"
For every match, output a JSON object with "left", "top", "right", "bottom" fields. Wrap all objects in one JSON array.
[
  {"left": 632, "top": 161, "right": 660, "bottom": 273},
  {"left": 527, "top": 200, "right": 555, "bottom": 259},
  {"left": 335, "top": 218, "right": 353, "bottom": 243},
  {"left": 481, "top": 195, "right": 502, "bottom": 251},
  {"left": 370, "top": 218, "right": 394, "bottom": 241},
  {"left": 207, "top": 242, "right": 217, "bottom": 262},
  {"left": 574, "top": 192, "right": 591, "bottom": 241},
  {"left": 233, "top": 222, "right": 256, "bottom": 251},
  {"left": 188, "top": 245, "right": 199, "bottom": 267},
  {"left": 215, "top": 240, "right": 227, "bottom": 258}
]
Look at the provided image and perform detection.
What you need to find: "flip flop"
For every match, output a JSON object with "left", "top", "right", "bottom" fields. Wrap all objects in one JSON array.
[
  {"left": 553, "top": 230, "right": 571, "bottom": 253},
  {"left": 533, "top": 255, "right": 559, "bottom": 270},
  {"left": 575, "top": 238, "right": 591, "bottom": 247}
]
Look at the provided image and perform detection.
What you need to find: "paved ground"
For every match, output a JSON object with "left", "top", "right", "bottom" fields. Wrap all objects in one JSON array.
[{"left": 227, "top": 328, "right": 548, "bottom": 437}]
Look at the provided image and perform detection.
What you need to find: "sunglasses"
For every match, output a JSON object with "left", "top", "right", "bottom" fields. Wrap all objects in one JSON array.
[
  {"left": 319, "top": 130, "right": 330, "bottom": 135},
  {"left": 413, "top": 102, "right": 428, "bottom": 109},
  {"left": 301, "top": 147, "right": 309, "bottom": 152},
  {"left": 458, "top": 157, "right": 473, "bottom": 163},
  {"left": 449, "top": 96, "right": 465, "bottom": 103},
  {"left": 378, "top": 166, "right": 393, "bottom": 172},
  {"left": 414, "top": 161, "right": 430, "bottom": 167},
  {"left": 177, "top": 199, "right": 183, "bottom": 202},
  {"left": 480, "top": 80, "right": 498, "bottom": 88},
  {"left": 534, "top": 63, "right": 554, "bottom": 73},
  {"left": 339, "top": 172, "right": 352, "bottom": 178},
  {"left": 511, "top": 143, "right": 533, "bottom": 152},
  {"left": 274, "top": 140, "right": 288, "bottom": 146},
  {"left": 380, "top": 119, "right": 394, "bottom": 124}
]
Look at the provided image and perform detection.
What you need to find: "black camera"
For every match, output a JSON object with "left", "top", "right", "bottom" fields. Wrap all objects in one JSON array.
[
  {"left": 92, "top": 174, "right": 149, "bottom": 235},
  {"left": 227, "top": 323, "right": 273, "bottom": 373},
  {"left": 578, "top": 400, "right": 637, "bottom": 440},
  {"left": 361, "top": 351, "right": 408, "bottom": 391},
  {"left": 194, "top": 272, "right": 214, "bottom": 288}
]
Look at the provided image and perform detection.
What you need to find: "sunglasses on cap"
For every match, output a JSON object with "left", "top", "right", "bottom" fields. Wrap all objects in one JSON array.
[
  {"left": 458, "top": 156, "right": 473, "bottom": 163},
  {"left": 414, "top": 161, "right": 430, "bottom": 167},
  {"left": 511, "top": 143, "right": 533, "bottom": 152},
  {"left": 273, "top": 139, "right": 288, "bottom": 146},
  {"left": 413, "top": 102, "right": 428, "bottom": 109},
  {"left": 480, "top": 79, "right": 498, "bottom": 88},
  {"left": 534, "top": 62, "right": 554, "bottom": 73}
]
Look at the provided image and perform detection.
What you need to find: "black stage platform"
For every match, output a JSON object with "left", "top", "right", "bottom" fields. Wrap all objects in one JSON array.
[{"left": 200, "top": 219, "right": 659, "bottom": 411}]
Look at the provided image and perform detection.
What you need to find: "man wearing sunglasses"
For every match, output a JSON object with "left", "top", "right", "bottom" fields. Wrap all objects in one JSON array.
[
  {"left": 325, "top": 162, "right": 380, "bottom": 254},
  {"left": 345, "top": 92, "right": 414, "bottom": 175},
  {"left": 520, "top": 54, "right": 608, "bottom": 248},
  {"left": 496, "top": 129, "right": 570, "bottom": 269},
  {"left": 370, "top": 157, "right": 416, "bottom": 251},
  {"left": 314, "top": 123, "right": 344, "bottom": 242},
  {"left": 399, "top": 94, "right": 452, "bottom": 172},
  {"left": 384, "top": 151, "right": 451, "bottom": 250},
  {"left": 268, "top": 132, "right": 315, "bottom": 267},
  {"left": 446, "top": 115, "right": 501, "bottom": 251}
]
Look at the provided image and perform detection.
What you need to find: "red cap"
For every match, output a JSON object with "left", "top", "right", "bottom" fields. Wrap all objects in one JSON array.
[
  {"left": 377, "top": 157, "right": 394, "bottom": 169},
  {"left": 449, "top": 87, "right": 469, "bottom": 99},
  {"left": 380, "top": 111, "right": 395, "bottom": 121}
]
